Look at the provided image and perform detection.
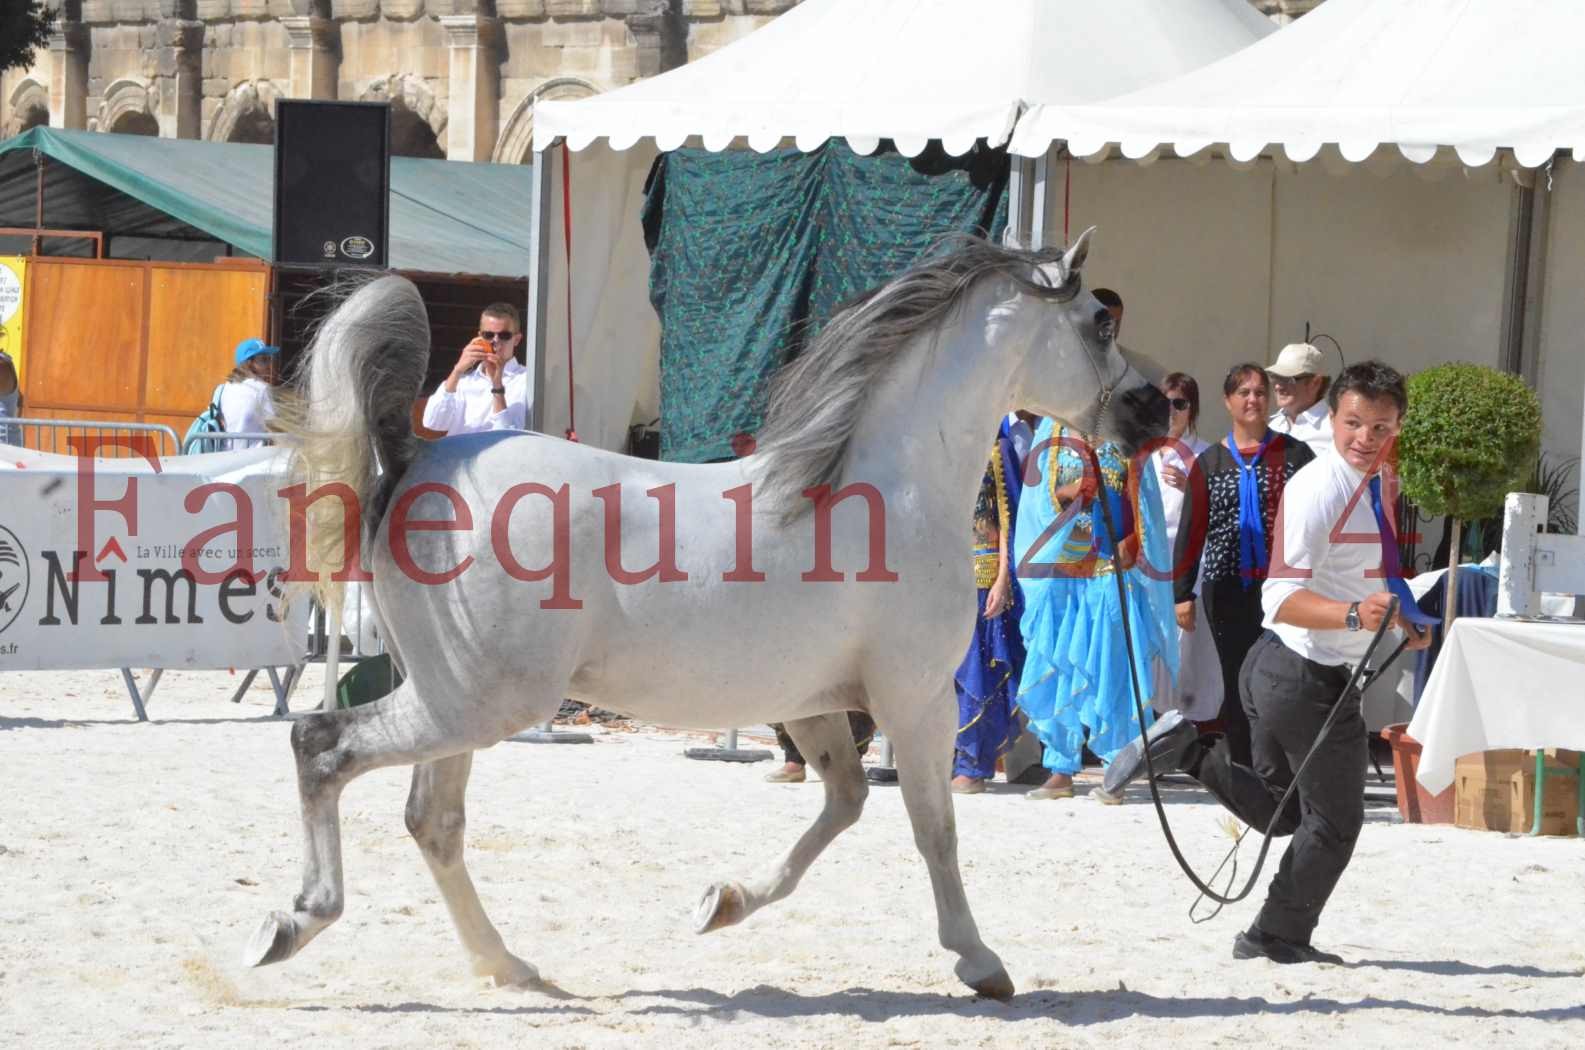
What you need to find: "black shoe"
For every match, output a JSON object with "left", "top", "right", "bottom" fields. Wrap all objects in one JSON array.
[
  {"left": 1233, "top": 928, "right": 1344, "bottom": 965},
  {"left": 1100, "top": 710, "right": 1198, "bottom": 795}
]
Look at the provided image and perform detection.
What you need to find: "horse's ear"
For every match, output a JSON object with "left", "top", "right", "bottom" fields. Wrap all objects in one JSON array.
[
  {"left": 1062, "top": 226, "right": 1096, "bottom": 275},
  {"left": 1001, "top": 224, "right": 1025, "bottom": 253}
]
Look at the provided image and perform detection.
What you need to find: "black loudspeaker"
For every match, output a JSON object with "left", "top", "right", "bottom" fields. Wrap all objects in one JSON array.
[{"left": 273, "top": 100, "right": 392, "bottom": 268}]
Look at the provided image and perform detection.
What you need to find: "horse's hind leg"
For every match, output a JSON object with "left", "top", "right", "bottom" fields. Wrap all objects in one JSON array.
[
  {"left": 695, "top": 711, "right": 868, "bottom": 933},
  {"left": 406, "top": 752, "right": 538, "bottom": 987},
  {"left": 243, "top": 683, "right": 488, "bottom": 970},
  {"left": 877, "top": 681, "right": 1013, "bottom": 1001}
]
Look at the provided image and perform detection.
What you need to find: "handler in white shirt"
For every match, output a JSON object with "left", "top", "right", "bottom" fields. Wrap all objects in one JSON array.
[
  {"left": 421, "top": 302, "right": 532, "bottom": 436},
  {"left": 1266, "top": 342, "right": 1334, "bottom": 457},
  {"left": 1102, "top": 360, "right": 1430, "bottom": 966}
]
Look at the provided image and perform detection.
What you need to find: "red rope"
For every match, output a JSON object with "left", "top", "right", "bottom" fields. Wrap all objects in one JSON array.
[
  {"left": 1063, "top": 151, "right": 1072, "bottom": 244},
  {"left": 561, "top": 142, "right": 578, "bottom": 442}
]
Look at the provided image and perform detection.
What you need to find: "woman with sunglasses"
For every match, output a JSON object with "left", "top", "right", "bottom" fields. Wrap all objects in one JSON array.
[
  {"left": 1169, "top": 364, "right": 1315, "bottom": 766},
  {"left": 1150, "top": 373, "right": 1223, "bottom": 724},
  {"left": 421, "top": 302, "right": 531, "bottom": 436}
]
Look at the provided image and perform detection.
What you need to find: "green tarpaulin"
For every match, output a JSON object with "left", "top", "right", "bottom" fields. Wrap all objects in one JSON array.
[
  {"left": 642, "top": 143, "right": 1008, "bottom": 464},
  {"left": 0, "top": 127, "right": 532, "bottom": 278}
]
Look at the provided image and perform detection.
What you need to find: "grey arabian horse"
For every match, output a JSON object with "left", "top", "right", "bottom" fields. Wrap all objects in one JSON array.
[{"left": 248, "top": 231, "right": 1168, "bottom": 1000}]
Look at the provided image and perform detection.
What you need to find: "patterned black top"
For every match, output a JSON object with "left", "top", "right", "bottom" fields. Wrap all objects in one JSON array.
[{"left": 1172, "top": 433, "right": 1316, "bottom": 603}]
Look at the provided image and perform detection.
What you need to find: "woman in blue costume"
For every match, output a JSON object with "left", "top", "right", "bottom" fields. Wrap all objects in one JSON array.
[
  {"left": 1014, "top": 418, "right": 1178, "bottom": 801},
  {"left": 950, "top": 414, "right": 1031, "bottom": 795}
]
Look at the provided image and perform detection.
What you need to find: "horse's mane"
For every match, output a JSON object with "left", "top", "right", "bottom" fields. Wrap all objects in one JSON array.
[{"left": 751, "top": 234, "right": 1077, "bottom": 521}]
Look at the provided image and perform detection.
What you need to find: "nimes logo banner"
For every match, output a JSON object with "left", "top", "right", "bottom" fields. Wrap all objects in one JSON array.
[{"left": 0, "top": 447, "right": 307, "bottom": 671}]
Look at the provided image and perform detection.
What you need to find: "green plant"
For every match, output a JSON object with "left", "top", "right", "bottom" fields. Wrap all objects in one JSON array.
[
  {"left": 1, "top": 1, "right": 54, "bottom": 77},
  {"left": 1398, "top": 363, "right": 1542, "bottom": 522},
  {"left": 1398, "top": 363, "right": 1543, "bottom": 628}
]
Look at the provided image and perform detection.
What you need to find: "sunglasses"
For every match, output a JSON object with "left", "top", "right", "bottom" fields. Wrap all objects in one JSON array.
[
  {"left": 1169, "top": 397, "right": 1191, "bottom": 412},
  {"left": 1271, "top": 372, "right": 1313, "bottom": 385},
  {"left": 477, "top": 330, "right": 515, "bottom": 342}
]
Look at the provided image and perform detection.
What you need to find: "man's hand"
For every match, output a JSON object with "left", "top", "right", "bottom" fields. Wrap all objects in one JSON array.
[
  {"left": 1398, "top": 616, "right": 1434, "bottom": 651},
  {"left": 482, "top": 348, "right": 505, "bottom": 387},
  {"left": 1161, "top": 463, "right": 1188, "bottom": 491},
  {"left": 1356, "top": 591, "right": 1397, "bottom": 632},
  {"left": 445, "top": 338, "right": 494, "bottom": 392},
  {"left": 1175, "top": 600, "right": 1196, "bottom": 632}
]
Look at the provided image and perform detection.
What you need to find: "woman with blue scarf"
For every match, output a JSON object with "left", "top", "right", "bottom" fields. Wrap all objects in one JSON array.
[
  {"left": 951, "top": 414, "right": 1031, "bottom": 794},
  {"left": 1013, "top": 418, "right": 1178, "bottom": 801},
  {"left": 1170, "top": 364, "right": 1315, "bottom": 766}
]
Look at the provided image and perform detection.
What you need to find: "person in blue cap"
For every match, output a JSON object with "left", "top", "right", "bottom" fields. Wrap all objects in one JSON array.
[{"left": 218, "top": 337, "right": 282, "bottom": 449}]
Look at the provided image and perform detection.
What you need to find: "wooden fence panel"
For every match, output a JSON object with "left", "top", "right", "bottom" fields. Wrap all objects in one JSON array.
[{"left": 21, "top": 258, "right": 267, "bottom": 433}]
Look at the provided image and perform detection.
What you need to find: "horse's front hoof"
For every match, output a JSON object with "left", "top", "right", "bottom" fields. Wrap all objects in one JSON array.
[
  {"left": 484, "top": 952, "right": 542, "bottom": 989},
  {"left": 242, "top": 910, "right": 298, "bottom": 968},
  {"left": 958, "top": 958, "right": 1015, "bottom": 1001},
  {"left": 693, "top": 882, "right": 748, "bottom": 934}
]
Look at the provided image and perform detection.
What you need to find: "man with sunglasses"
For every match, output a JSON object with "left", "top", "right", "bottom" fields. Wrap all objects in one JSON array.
[
  {"left": 1266, "top": 342, "right": 1333, "bottom": 457},
  {"left": 421, "top": 302, "right": 531, "bottom": 436}
]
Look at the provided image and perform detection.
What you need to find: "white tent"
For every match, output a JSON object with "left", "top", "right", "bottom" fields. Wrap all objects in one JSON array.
[
  {"left": 1009, "top": 0, "right": 1585, "bottom": 531},
  {"left": 534, "top": 0, "right": 1273, "bottom": 159},
  {"left": 1013, "top": 0, "right": 1585, "bottom": 167},
  {"left": 521, "top": 0, "right": 1275, "bottom": 452}
]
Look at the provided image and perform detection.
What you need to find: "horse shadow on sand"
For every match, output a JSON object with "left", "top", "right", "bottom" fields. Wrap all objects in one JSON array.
[{"left": 293, "top": 960, "right": 1584, "bottom": 1024}]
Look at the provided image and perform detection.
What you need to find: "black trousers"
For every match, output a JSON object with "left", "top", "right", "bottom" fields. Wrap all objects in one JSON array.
[
  {"left": 773, "top": 712, "right": 875, "bottom": 766},
  {"left": 1186, "top": 631, "right": 1365, "bottom": 945},
  {"left": 1199, "top": 577, "right": 1265, "bottom": 768}
]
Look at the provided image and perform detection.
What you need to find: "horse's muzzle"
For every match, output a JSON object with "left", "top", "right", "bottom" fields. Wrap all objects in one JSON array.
[{"left": 1111, "top": 383, "right": 1171, "bottom": 455}]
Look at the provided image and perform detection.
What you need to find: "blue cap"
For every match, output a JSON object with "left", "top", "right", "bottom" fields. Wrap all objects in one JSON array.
[{"left": 234, "top": 337, "right": 281, "bottom": 367}]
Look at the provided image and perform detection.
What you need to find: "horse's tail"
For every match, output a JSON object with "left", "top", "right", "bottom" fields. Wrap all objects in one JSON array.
[{"left": 274, "top": 274, "right": 430, "bottom": 610}]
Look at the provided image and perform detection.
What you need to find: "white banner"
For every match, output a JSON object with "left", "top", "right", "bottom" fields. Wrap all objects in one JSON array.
[{"left": 0, "top": 446, "right": 309, "bottom": 671}]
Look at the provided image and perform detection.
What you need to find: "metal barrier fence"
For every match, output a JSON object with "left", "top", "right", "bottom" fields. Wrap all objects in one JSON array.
[
  {"left": 181, "top": 432, "right": 275, "bottom": 454},
  {"left": 5, "top": 416, "right": 181, "bottom": 459}
]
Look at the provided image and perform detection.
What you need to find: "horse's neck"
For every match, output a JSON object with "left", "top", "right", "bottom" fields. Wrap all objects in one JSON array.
[{"left": 844, "top": 295, "right": 1016, "bottom": 511}]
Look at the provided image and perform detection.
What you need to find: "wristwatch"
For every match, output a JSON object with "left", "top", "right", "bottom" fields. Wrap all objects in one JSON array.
[
  {"left": 490, "top": 386, "right": 507, "bottom": 395},
  {"left": 1345, "top": 601, "right": 1362, "bottom": 632}
]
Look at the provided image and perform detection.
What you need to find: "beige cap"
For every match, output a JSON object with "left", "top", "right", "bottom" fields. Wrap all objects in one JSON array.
[{"left": 1266, "top": 342, "right": 1327, "bottom": 378}]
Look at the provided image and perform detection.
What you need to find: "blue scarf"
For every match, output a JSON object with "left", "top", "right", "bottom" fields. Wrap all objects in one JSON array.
[
  {"left": 1227, "top": 430, "right": 1276, "bottom": 588},
  {"left": 1367, "top": 475, "right": 1441, "bottom": 628}
]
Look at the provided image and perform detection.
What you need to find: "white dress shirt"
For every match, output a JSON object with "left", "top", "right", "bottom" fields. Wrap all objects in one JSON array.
[
  {"left": 1261, "top": 447, "right": 1398, "bottom": 667},
  {"left": 218, "top": 377, "right": 275, "bottom": 449},
  {"left": 1268, "top": 399, "right": 1333, "bottom": 458},
  {"left": 421, "top": 359, "right": 531, "bottom": 436}
]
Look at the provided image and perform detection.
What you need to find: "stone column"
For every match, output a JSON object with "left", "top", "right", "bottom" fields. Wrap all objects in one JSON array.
[
  {"left": 439, "top": 14, "right": 502, "bottom": 162},
  {"left": 282, "top": 16, "right": 341, "bottom": 101},
  {"left": 155, "top": 19, "right": 204, "bottom": 138},
  {"left": 48, "top": 23, "right": 90, "bottom": 130}
]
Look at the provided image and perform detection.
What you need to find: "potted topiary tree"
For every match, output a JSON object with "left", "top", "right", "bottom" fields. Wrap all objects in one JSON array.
[{"left": 1397, "top": 362, "right": 1542, "bottom": 631}]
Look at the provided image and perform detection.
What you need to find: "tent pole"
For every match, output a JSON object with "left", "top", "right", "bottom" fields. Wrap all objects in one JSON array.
[
  {"left": 32, "top": 153, "right": 45, "bottom": 257},
  {"left": 1008, "top": 156, "right": 1034, "bottom": 245},
  {"left": 524, "top": 146, "right": 552, "bottom": 433},
  {"left": 1029, "top": 148, "right": 1050, "bottom": 250}
]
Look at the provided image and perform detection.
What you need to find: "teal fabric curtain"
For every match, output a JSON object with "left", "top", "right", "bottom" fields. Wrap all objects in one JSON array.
[{"left": 642, "top": 142, "right": 1009, "bottom": 464}]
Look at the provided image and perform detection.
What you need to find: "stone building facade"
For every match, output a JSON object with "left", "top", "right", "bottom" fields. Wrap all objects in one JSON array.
[
  {"left": 1, "top": 1, "right": 799, "bottom": 163},
  {"left": 2, "top": 1, "right": 1318, "bottom": 163}
]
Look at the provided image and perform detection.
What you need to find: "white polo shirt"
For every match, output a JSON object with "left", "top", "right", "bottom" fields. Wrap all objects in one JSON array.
[
  {"left": 1268, "top": 400, "right": 1333, "bottom": 458},
  {"left": 1261, "top": 446, "right": 1398, "bottom": 667}
]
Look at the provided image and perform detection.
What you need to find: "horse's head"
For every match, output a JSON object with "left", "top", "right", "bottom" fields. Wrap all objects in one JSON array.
[{"left": 1008, "top": 228, "right": 1169, "bottom": 455}]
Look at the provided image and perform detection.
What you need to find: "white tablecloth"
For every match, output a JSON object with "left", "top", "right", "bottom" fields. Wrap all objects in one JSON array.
[{"left": 1408, "top": 617, "right": 1585, "bottom": 794}]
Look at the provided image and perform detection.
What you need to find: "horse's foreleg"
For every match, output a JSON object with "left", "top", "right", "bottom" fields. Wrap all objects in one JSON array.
[
  {"left": 882, "top": 685, "right": 1014, "bottom": 1001},
  {"left": 695, "top": 712, "right": 868, "bottom": 934},
  {"left": 244, "top": 685, "right": 482, "bottom": 970},
  {"left": 406, "top": 753, "right": 539, "bottom": 987}
]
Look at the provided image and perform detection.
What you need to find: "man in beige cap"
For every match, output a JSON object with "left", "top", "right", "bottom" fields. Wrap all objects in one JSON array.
[{"left": 1266, "top": 342, "right": 1333, "bottom": 457}]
